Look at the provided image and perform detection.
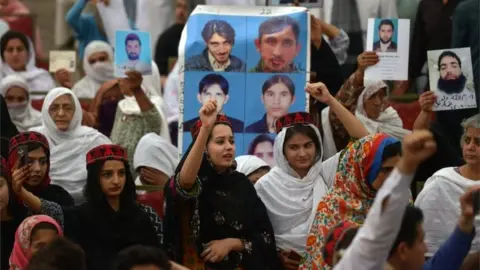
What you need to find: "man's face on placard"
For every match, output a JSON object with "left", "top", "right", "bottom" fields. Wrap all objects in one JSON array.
[
  {"left": 126, "top": 40, "right": 141, "bottom": 61},
  {"left": 379, "top": 24, "right": 393, "bottom": 43},
  {"left": 439, "top": 56, "right": 462, "bottom": 80},
  {"left": 198, "top": 84, "right": 228, "bottom": 113},
  {"left": 261, "top": 82, "right": 295, "bottom": 119},
  {"left": 206, "top": 33, "right": 232, "bottom": 65},
  {"left": 255, "top": 26, "right": 301, "bottom": 72}
]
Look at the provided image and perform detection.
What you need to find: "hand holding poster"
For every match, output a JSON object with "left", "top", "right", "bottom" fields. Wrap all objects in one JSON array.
[
  {"left": 49, "top": 51, "right": 76, "bottom": 72},
  {"left": 114, "top": 30, "right": 153, "bottom": 77},
  {"left": 427, "top": 47, "right": 477, "bottom": 111},
  {"left": 178, "top": 5, "right": 310, "bottom": 164},
  {"left": 365, "top": 18, "right": 410, "bottom": 81}
]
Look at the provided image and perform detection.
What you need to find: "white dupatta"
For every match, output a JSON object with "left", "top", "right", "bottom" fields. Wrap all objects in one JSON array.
[
  {"left": 255, "top": 124, "right": 338, "bottom": 253},
  {"left": 30, "top": 88, "right": 111, "bottom": 204},
  {"left": 415, "top": 167, "right": 480, "bottom": 257}
]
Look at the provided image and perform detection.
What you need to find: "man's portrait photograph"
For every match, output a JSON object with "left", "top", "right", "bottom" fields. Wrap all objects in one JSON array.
[
  {"left": 114, "top": 30, "right": 152, "bottom": 77},
  {"left": 182, "top": 72, "right": 245, "bottom": 133},
  {"left": 185, "top": 16, "right": 247, "bottom": 72},
  {"left": 427, "top": 48, "right": 477, "bottom": 111},
  {"left": 247, "top": 13, "right": 307, "bottom": 73},
  {"left": 372, "top": 19, "right": 398, "bottom": 53}
]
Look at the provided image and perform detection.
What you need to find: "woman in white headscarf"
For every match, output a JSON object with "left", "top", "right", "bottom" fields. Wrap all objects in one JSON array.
[
  {"left": 30, "top": 87, "right": 111, "bottom": 204},
  {"left": 133, "top": 132, "right": 179, "bottom": 191},
  {"left": 71, "top": 40, "right": 115, "bottom": 99},
  {"left": 0, "top": 31, "right": 55, "bottom": 98},
  {"left": 235, "top": 155, "right": 270, "bottom": 184},
  {"left": 0, "top": 74, "right": 41, "bottom": 131},
  {"left": 255, "top": 82, "right": 368, "bottom": 269}
]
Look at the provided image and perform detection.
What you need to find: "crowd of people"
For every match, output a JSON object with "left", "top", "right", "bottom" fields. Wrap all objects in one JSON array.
[{"left": 0, "top": 0, "right": 479, "bottom": 269}]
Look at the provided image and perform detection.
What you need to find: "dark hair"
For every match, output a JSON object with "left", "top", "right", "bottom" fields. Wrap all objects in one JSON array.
[
  {"left": 378, "top": 19, "right": 395, "bottom": 31},
  {"left": 248, "top": 134, "right": 274, "bottom": 155},
  {"left": 381, "top": 141, "right": 402, "bottom": 163},
  {"left": 283, "top": 124, "right": 322, "bottom": 159},
  {"left": 0, "top": 30, "right": 30, "bottom": 61},
  {"left": 262, "top": 75, "right": 295, "bottom": 96},
  {"left": 112, "top": 245, "right": 171, "bottom": 270},
  {"left": 26, "top": 237, "right": 86, "bottom": 270},
  {"left": 31, "top": 222, "right": 59, "bottom": 241},
  {"left": 125, "top": 33, "right": 141, "bottom": 47},
  {"left": 389, "top": 206, "right": 424, "bottom": 257},
  {"left": 26, "top": 142, "right": 50, "bottom": 158},
  {"left": 198, "top": 73, "right": 229, "bottom": 95},
  {"left": 258, "top": 16, "right": 300, "bottom": 43},
  {"left": 201, "top": 20, "right": 235, "bottom": 45},
  {"left": 0, "top": 165, "right": 27, "bottom": 219},
  {"left": 83, "top": 159, "right": 136, "bottom": 208},
  {"left": 437, "top": 50, "right": 462, "bottom": 71}
]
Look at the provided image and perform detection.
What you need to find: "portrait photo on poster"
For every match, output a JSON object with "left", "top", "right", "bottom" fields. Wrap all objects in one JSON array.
[
  {"left": 246, "top": 12, "right": 308, "bottom": 73},
  {"left": 372, "top": 18, "right": 398, "bottom": 53},
  {"left": 114, "top": 30, "right": 152, "bottom": 77},
  {"left": 182, "top": 71, "right": 246, "bottom": 134},
  {"left": 184, "top": 14, "right": 247, "bottom": 72},
  {"left": 244, "top": 73, "right": 307, "bottom": 134},
  {"left": 365, "top": 18, "right": 410, "bottom": 81},
  {"left": 244, "top": 133, "right": 276, "bottom": 167},
  {"left": 427, "top": 47, "right": 477, "bottom": 111},
  {"left": 269, "top": 0, "right": 323, "bottom": 8}
]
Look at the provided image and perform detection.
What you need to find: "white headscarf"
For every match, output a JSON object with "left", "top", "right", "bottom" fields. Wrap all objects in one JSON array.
[
  {"left": 133, "top": 132, "right": 179, "bottom": 177},
  {"left": 255, "top": 123, "right": 338, "bottom": 253},
  {"left": 0, "top": 74, "right": 41, "bottom": 131},
  {"left": 235, "top": 155, "right": 269, "bottom": 176},
  {"left": 0, "top": 35, "right": 55, "bottom": 95},
  {"left": 30, "top": 88, "right": 111, "bottom": 204},
  {"left": 355, "top": 80, "right": 410, "bottom": 140},
  {"left": 72, "top": 40, "right": 115, "bottom": 99}
]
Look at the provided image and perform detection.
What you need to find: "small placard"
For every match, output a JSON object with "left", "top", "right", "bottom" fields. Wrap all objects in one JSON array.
[
  {"left": 49, "top": 51, "right": 76, "bottom": 72},
  {"left": 114, "top": 30, "right": 152, "bottom": 77}
]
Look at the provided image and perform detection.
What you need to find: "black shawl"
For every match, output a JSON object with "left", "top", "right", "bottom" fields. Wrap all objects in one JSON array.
[
  {"left": 0, "top": 96, "right": 18, "bottom": 158},
  {"left": 164, "top": 139, "right": 283, "bottom": 270}
]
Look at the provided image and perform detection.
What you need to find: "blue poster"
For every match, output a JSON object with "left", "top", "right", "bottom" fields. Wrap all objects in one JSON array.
[
  {"left": 114, "top": 30, "right": 152, "bottom": 77},
  {"left": 179, "top": 6, "right": 310, "bottom": 166}
]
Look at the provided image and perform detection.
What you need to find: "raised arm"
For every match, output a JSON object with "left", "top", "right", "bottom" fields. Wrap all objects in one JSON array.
[
  {"left": 66, "top": 0, "right": 89, "bottom": 34},
  {"left": 413, "top": 91, "right": 436, "bottom": 130},
  {"left": 306, "top": 82, "right": 369, "bottom": 139},
  {"left": 178, "top": 100, "right": 219, "bottom": 189}
]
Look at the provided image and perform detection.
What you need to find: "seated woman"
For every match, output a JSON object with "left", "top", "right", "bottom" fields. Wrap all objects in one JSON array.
[
  {"left": 9, "top": 215, "right": 63, "bottom": 270},
  {"left": 415, "top": 114, "right": 480, "bottom": 257},
  {"left": 71, "top": 40, "right": 115, "bottom": 99},
  {"left": 321, "top": 52, "right": 408, "bottom": 159},
  {"left": 163, "top": 101, "right": 283, "bottom": 269},
  {"left": 255, "top": 82, "right": 368, "bottom": 267},
  {"left": 8, "top": 131, "right": 74, "bottom": 206},
  {"left": 30, "top": 88, "right": 111, "bottom": 204},
  {"left": 235, "top": 155, "right": 270, "bottom": 184},
  {"left": 0, "top": 31, "right": 55, "bottom": 98},
  {"left": 12, "top": 144, "right": 163, "bottom": 270},
  {"left": 299, "top": 133, "right": 402, "bottom": 269},
  {"left": 0, "top": 157, "right": 62, "bottom": 270},
  {"left": 0, "top": 75, "right": 41, "bottom": 131},
  {"left": 110, "top": 71, "right": 170, "bottom": 176}
]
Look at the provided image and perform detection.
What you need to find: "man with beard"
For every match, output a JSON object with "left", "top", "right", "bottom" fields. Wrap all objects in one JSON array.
[
  {"left": 185, "top": 20, "right": 246, "bottom": 72},
  {"left": 251, "top": 16, "right": 302, "bottom": 73},
  {"left": 117, "top": 33, "right": 151, "bottom": 75},
  {"left": 437, "top": 50, "right": 468, "bottom": 94},
  {"left": 373, "top": 19, "right": 397, "bottom": 53}
]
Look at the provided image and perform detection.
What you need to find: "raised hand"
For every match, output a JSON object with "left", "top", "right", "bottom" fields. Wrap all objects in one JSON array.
[
  {"left": 121, "top": 70, "right": 143, "bottom": 94},
  {"left": 357, "top": 51, "right": 379, "bottom": 72},
  {"left": 305, "top": 82, "right": 332, "bottom": 104},
  {"left": 398, "top": 130, "right": 437, "bottom": 173},
  {"left": 54, "top": 68, "right": 73, "bottom": 89},
  {"left": 11, "top": 161, "right": 29, "bottom": 195},
  {"left": 458, "top": 185, "right": 480, "bottom": 233},
  {"left": 418, "top": 91, "right": 437, "bottom": 112},
  {"left": 199, "top": 100, "right": 218, "bottom": 130}
]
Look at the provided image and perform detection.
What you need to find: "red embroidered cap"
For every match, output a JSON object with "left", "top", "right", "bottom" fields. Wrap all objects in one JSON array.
[
  {"left": 86, "top": 144, "right": 128, "bottom": 167},
  {"left": 190, "top": 114, "right": 232, "bottom": 139},
  {"left": 275, "top": 112, "right": 314, "bottom": 134},
  {"left": 322, "top": 221, "right": 358, "bottom": 266},
  {"left": 9, "top": 132, "right": 49, "bottom": 155}
]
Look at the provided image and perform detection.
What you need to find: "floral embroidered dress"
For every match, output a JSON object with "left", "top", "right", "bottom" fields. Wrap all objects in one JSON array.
[
  {"left": 163, "top": 122, "right": 283, "bottom": 270},
  {"left": 299, "top": 133, "right": 400, "bottom": 270}
]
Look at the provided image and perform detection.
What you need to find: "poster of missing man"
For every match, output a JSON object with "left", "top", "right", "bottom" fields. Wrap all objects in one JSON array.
[
  {"left": 177, "top": 5, "right": 310, "bottom": 166},
  {"left": 427, "top": 47, "right": 477, "bottom": 111}
]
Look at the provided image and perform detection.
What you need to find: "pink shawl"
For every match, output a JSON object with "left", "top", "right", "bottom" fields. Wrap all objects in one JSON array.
[{"left": 9, "top": 215, "right": 63, "bottom": 270}]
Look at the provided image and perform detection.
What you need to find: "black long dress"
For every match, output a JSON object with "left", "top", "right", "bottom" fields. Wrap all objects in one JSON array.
[{"left": 0, "top": 96, "right": 19, "bottom": 158}]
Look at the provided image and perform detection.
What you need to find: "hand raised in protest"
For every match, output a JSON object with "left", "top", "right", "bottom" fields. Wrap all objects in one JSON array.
[
  {"left": 418, "top": 91, "right": 437, "bottom": 112},
  {"left": 305, "top": 82, "right": 332, "bottom": 104},
  {"left": 357, "top": 52, "right": 379, "bottom": 72},
  {"left": 199, "top": 100, "right": 218, "bottom": 130},
  {"left": 397, "top": 130, "right": 437, "bottom": 174}
]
